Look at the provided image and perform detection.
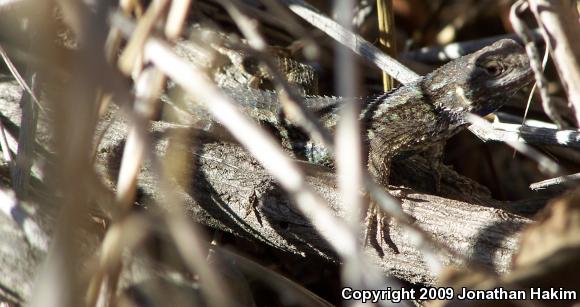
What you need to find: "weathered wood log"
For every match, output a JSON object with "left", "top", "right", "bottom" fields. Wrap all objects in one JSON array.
[
  {"left": 95, "top": 112, "right": 532, "bottom": 286},
  {"left": 0, "top": 81, "right": 534, "bottom": 302}
]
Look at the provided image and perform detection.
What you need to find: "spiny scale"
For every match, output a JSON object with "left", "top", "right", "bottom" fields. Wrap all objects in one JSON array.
[{"left": 174, "top": 39, "right": 532, "bottom": 175}]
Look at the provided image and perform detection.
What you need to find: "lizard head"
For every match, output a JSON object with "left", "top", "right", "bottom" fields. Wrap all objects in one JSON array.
[{"left": 423, "top": 39, "right": 533, "bottom": 119}]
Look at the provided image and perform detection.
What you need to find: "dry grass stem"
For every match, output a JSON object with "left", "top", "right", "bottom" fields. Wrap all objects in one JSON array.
[
  {"left": 142, "top": 35, "right": 359, "bottom": 257},
  {"left": 466, "top": 113, "right": 565, "bottom": 176},
  {"left": 282, "top": 0, "right": 419, "bottom": 84},
  {"left": 528, "top": 0, "right": 580, "bottom": 125},
  {"left": 2, "top": 1, "right": 578, "bottom": 306},
  {"left": 510, "top": 0, "right": 569, "bottom": 128}
]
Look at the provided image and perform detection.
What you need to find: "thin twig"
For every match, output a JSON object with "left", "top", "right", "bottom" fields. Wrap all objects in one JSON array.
[
  {"left": 468, "top": 122, "right": 580, "bottom": 148},
  {"left": 211, "top": 0, "right": 334, "bottom": 149},
  {"left": 164, "top": 0, "right": 190, "bottom": 39},
  {"left": 120, "top": 7, "right": 469, "bottom": 272},
  {"left": 466, "top": 113, "right": 565, "bottom": 177},
  {"left": 185, "top": 11, "right": 461, "bottom": 268},
  {"left": 401, "top": 29, "right": 542, "bottom": 64},
  {"left": 86, "top": 215, "right": 152, "bottom": 307},
  {"left": 279, "top": 0, "right": 467, "bottom": 266},
  {"left": 510, "top": 0, "right": 569, "bottom": 128},
  {"left": 530, "top": 173, "right": 580, "bottom": 191},
  {"left": 90, "top": 67, "right": 165, "bottom": 307},
  {"left": 521, "top": 45, "right": 550, "bottom": 125},
  {"left": 256, "top": 0, "right": 311, "bottom": 38},
  {"left": 376, "top": 0, "right": 396, "bottom": 90},
  {"left": 132, "top": 26, "right": 360, "bottom": 257},
  {"left": 282, "top": 0, "right": 419, "bottom": 84},
  {"left": 28, "top": 0, "right": 109, "bottom": 305},
  {"left": 332, "top": 0, "right": 374, "bottom": 293},
  {"left": 0, "top": 45, "right": 44, "bottom": 112},
  {"left": 118, "top": 0, "right": 170, "bottom": 75},
  {"left": 1, "top": 33, "right": 40, "bottom": 198},
  {"left": 0, "top": 121, "right": 13, "bottom": 162},
  {"left": 215, "top": 0, "right": 267, "bottom": 50},
  {"left": 528, "top": 0, "right": 580, "bottom": 125},
  {"left": 12, "top": 73, "right": 38, "bottom": 198},
  {"left": 115, "top": 67, "right": 164, "bottom": 208}
]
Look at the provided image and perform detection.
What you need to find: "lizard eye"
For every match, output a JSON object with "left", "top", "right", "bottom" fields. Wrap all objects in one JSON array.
[{"left": 479, "top": 60, "right": 503, "bottom": 76}]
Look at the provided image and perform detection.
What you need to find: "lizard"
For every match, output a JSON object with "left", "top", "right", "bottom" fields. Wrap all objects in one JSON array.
[{"left": 166, "top": 38, "right": 533, "bottom": 243}]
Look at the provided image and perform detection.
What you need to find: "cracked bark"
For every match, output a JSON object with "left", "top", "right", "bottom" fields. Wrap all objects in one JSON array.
[{"left": 0, "top": 81, "right": 536, "bottom": 302}]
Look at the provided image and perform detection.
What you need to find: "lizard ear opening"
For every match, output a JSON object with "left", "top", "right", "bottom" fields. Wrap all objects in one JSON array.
[{"left": 478, "top": 60, "right": 504, "bottom": 77}]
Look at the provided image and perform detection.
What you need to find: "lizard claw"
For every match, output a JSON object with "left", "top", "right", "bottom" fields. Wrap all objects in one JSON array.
[{"left": 364, "top": 203, "right": 399, "bottom": 255}]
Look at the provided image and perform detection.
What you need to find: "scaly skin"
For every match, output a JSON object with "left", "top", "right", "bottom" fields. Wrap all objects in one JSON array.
[{"left": 172, "top": 39, "right": 533, "bottom": 244}]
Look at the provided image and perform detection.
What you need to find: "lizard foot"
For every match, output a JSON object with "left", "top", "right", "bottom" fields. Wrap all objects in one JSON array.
[{"left": 364, "top": 202, "right": 399, "bottom": 255}]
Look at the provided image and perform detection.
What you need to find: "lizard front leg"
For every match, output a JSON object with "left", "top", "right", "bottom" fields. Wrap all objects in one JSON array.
[{"left": 365, "top": 150, "right": 399, "bottom": 253}]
